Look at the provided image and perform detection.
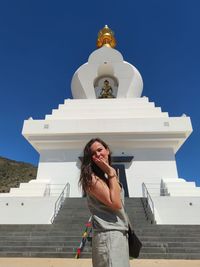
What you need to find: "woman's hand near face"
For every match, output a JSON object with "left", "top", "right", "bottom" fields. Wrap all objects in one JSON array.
[
  {"left": 89, "top": 141, "right": 122, "bottom": 210},
  {"left": 90, "top": 157, "right": 121, "bottom": 210},
  {"left": 92, "top": 156, "right": 116, "bottom": 178}
]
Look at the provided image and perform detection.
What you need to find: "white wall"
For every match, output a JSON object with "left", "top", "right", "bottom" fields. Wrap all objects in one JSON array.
[
  {"left": 153, "top": 196, "right": 200, "bottom": 224},
  {"left": 36, "top": 147, "right": 178, "bottom": 198},
  {"left": 0, "top": 197, "right": 57, "bottom": 224},
  {"left": 117, "top": 148, "right": 177, "bottom": 197},
  {"left": 36, "top": 149, "right": 82, "bottom": 197}
]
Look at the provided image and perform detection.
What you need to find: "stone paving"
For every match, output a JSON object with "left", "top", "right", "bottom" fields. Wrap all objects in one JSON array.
[{"left": 0, "top": 259, "right": 200, "bottom": 267}]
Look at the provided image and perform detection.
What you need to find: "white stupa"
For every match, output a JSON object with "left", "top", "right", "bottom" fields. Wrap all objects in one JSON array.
[{"left": 1, "top": 26, "right": 200, "bottom": 224}]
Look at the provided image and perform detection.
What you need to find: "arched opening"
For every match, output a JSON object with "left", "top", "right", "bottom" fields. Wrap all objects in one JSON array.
[{"left": 94, "top": 63, "right": 118, "bottom": 98}]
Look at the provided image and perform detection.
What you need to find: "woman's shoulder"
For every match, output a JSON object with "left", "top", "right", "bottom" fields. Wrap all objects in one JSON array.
[{"left": 87, "top": 174, "right": 108, "bottom": 192}]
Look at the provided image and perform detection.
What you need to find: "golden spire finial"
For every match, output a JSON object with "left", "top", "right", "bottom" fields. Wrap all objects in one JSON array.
[{"left": 96, "top": 25, "right": 116, "bottom": 48}]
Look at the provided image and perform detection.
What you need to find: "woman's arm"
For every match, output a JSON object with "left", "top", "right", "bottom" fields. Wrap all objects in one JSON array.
[{"left": 88, "top": 158, "right": 122, "bottom": 210}]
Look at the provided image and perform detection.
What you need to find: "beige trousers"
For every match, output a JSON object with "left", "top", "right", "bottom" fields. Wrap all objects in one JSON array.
[{"left": 92, "top": 230, "right": 130, "bottom": 267}]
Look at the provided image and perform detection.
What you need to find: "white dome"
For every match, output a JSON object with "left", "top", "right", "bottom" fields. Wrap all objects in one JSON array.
[{"left": 71, "top": 46, "right": 143, "bottom": 99}]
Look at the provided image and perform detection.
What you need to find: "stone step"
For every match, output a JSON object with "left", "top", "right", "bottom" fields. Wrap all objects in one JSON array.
[
  {"left": 0, "top": 251, "right": 90, "bottom": 258},
  {"left": 0, "top": 225, "right": 53, "bottom": 231},
  {"left": 0, "top": 246, "right": 82, "bottom": 253},
  {"left": 0, "top": 245, "right": 200, "bottom": 254},
  {"left": 1, "top": 232, "right": 199, "bottom": 241},
  {"left": 166, "top": 247, "right": 200, "bottom": 253},
  {"left": 141, "top": 241, "right": 200, "bottom": 248},
  {"left": 0, "top": 251, "right": 200, "bottom": 260},
  {"left": 0, "top": 197, "right": 199, "bottom": 259},
  {"left": 0, "top": 237, "right": 82, "bottom": 242},
  {"left": 137, "top": 231, "right": 200, "bottom": 237},
  {"left": 0, "top": 240, "right": 199, "bottom": 250},
  {"left": 0, "top": 228, "right": 199, "bottom": 237},
  {"left": 137, "top": 227, "right": 200, "bottom": 232},
  {"left": 0, "top": 241, "right": 81, "bottom": 246},
  {"left": 141, "top": 238, "right": 200, "bottom": 243},
  {"left": 167, "top": 242, "right": 200, "bottom": 247},
  {"left": 140, "top": 253, "right": 200, "bottom": 259},
  {"left": 138, "top": 226, "right": 200, "bottom": 231}
]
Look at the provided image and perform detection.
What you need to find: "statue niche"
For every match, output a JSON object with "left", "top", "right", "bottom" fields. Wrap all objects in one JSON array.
[{"left": 98, "top": 80, "right": 115, "bottom": 99}]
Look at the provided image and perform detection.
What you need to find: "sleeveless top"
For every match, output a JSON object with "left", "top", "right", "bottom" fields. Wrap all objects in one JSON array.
[{"left": 86, "top": 186, "right": 129, "bottom": 232}]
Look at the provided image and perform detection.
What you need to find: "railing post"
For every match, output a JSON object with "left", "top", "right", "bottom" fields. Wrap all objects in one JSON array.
[
  {"left": 50, "top": 182, "right": 70, "bottom": 223},
  {"left": 142, "top": 182, "right": 155, "bottom": 224}
]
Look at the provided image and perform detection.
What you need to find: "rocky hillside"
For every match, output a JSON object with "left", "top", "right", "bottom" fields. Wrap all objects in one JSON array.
[{"left": 0, "top": 156, "right": 37, "bottom": 193}]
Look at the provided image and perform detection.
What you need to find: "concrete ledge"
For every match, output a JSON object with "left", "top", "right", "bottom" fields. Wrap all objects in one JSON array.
[{"left": 0, "top": 258, "right": 200, "bottom": 267}]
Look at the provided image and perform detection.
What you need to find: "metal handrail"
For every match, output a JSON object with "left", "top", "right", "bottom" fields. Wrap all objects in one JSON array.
[
  {"left": 51, "top": 182, "right": 70, "bottom": 223},
  {"left": 142, "top": 182, "right": 155, "bottom": 223},
  {"left": 141, "top": 182, "right": 169, "bottom": 196}
]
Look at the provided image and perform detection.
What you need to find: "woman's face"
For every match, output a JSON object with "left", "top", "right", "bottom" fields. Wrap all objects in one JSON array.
[{"left": 90, "top": 141, "right": 109, "bottom": 163}]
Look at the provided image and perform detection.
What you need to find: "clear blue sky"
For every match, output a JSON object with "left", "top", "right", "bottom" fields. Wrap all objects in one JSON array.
[{"left": 0, "top": 0, "right": 200, "bottom": 186}]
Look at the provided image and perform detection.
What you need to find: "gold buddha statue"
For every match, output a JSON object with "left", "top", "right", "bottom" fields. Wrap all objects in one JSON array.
[{"left": 99, "top": 80, "right": 115, "bottom": 98}]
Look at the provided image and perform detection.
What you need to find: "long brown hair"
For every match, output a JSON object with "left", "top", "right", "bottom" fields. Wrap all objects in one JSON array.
[{"left": 79, "top": 138, "right": 111, "bottom": 193}]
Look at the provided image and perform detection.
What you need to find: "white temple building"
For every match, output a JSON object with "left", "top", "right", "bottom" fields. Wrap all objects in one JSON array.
[{"left": 0, "top": 26, "right": 200, "bottom": 224}]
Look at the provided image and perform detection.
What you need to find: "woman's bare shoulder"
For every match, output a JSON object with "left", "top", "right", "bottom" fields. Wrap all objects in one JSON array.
[{"left": 87, "top": 174, "right": 107, "bottom": 192}]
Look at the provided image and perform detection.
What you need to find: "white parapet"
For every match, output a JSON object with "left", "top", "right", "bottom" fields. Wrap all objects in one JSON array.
[
  {"left": 141, "top": 178, "right": 200, "bottom": 224},
  {"left": 0, "top": 179, "right": 50, "bottom": 197},
  {"left": 161, "top": 178, "right": 200, "bottom": 196},
  {"left": 153, "top": 196, "right": 200, "bottom": 224},
  {"left": 0, "top": 180, "right": 70, "bottom": 224},
  {"left": 0, "top": 196, "right": 57, "bottom": 224}
]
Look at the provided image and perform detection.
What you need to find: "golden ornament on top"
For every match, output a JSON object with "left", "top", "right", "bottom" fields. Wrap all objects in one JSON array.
[{"left": 96, "top": 25, "right": 116, "bottom": 48}]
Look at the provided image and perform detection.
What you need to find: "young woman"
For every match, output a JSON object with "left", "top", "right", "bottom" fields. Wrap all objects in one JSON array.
[{"left": 79, "top": 138, "right": 130, "bottom": 267}]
